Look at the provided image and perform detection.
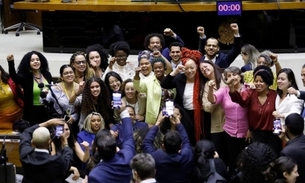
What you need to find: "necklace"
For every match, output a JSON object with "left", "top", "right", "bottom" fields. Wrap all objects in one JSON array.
[
  {"left": 62, "top": 82, "right": 75, "bottom": 100},
  {"left": 33, "top": 73, "right": 42, "bottom": 84}
]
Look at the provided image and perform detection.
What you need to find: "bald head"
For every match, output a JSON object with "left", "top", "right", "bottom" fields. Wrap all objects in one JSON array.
[{"left": 32, "top": 127, "right": 50, "bottom": 148}]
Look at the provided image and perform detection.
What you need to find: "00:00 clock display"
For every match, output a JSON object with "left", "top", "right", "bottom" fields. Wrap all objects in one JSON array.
[{"left": 218, "top": 4, "right": 241, "bottom": 11}]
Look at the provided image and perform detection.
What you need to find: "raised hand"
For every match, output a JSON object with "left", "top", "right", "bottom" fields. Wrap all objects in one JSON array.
[
  {"left": 208, "top": 80, "right": 216, "bottom": 89},
  {"left": 109, "top": 57, "right": 116, "bottom": 70},
  {"left": 7, "top": 54, "right": 14, "bottom": 61},
  {"left": 197, "top": 26, "right": 205, "bottom": 37},
  {"left": 230, "top": 23, "right": 239, "bottom": 35},
  {"left": 163, "top": 28, "right": 175, "bottom": 37},
  {"left": 77, "top": 81, "right": 85, "bottom": 95}
]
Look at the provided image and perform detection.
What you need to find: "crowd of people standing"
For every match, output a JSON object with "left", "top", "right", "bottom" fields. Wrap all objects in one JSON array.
[{"left": 1, "top": 23, "right": 305, "bottom": 183}]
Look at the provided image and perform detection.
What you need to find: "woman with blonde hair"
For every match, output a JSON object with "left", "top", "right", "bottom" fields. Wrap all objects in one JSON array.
[
  {"left": 77, "top": 112, "right": 105, "bottom": 153},
  {"left": 240, "top": 44, "right": 260, "bottom": 72}
]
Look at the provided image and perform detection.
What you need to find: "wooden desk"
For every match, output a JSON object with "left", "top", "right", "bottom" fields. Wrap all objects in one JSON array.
[
  {"left": 0, "top": 130, "right": 21, "bottom": 168},
  {"left": 13, "top": 0, "right": 305, "bottom": 12}
]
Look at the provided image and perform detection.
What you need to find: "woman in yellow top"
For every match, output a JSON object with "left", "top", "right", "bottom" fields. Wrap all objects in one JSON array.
[
  {"left": 243, "top": 50, "right": 282, "bottom": 90},
  {"left": 0, "top": 65, "right": 23, "bottom": 130}
]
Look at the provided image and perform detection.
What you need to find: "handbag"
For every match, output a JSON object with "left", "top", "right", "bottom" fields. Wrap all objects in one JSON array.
[{"left": 204, "top": 159, "right": 227, "bottom": 183}]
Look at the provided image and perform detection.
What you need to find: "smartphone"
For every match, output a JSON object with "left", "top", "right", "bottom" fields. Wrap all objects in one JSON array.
[
  {"left": 165, "top": 100, "right": 174, "bottom": 116},
  {"left": 112, "top": 92, "right": 122, "bottom": 108},
  {"left": 64, "top": 115, "right": 69, "bottom": 122},
  {"left": 273, "top": 119, "right": 282, "bottom": 135},
  {"left": 55, "top": 125, "right": 64, "bottom": 137}
]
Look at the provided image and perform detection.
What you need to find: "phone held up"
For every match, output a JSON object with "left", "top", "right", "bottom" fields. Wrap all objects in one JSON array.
[
  {"left": 162, "top": 100, "right": 174, "bottom": 117},
  {"left": 55, "top": 125, "right": 64, "bottom": 137},
  {"left": 273, "top": 119, "right": 282, "bottom": 135},
  {"left": 112, "top": 92, "right": 122, "bottom": 109}
]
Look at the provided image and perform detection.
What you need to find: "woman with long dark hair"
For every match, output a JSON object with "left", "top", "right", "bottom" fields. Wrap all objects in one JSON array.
[
  {"left": 86, "top": 44, "right": 109, "bottom": 79},
  {"left": 191, "top": 140, "right": 229, "bottom": 183},
  {"left": 51, "top": 122, "right": 90, "bottom": 181},
  {"left": 79, "top": 77, "right": 113, "bottom": 130},
  {"left": 272, "top": 68, "right": 303, "bottom": 126},
  {"left": 7, "top": 52, "right": 52, "bottom": 125},
  {"left": 273, "top": 156, "right": 299, "bottom": 183}
]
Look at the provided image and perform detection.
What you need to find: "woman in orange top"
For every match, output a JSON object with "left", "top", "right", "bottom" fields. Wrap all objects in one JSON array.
[{"left": 0, "top": 65, "right": 23, "bottom": 130}]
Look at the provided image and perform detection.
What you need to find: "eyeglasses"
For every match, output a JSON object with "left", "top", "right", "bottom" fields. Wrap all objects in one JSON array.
[{"left": 75, "top": 60, "right": 86, "bottom": 65}]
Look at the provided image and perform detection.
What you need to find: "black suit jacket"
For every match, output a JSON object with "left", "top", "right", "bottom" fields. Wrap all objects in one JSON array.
[
  {"left": 299, "top": 90, "right": 305, "bottom": 101},
  {"left": 198, "top": 36, "right": 242, "bottom": 68},
  {"left": 161, "top": 73, "right": 186, "bottom": 108},
  {"left": 8, "top": 60, "right": 53, "bottom": 123},
  {"left": 280, "top": 135, "right": 305, "bottom": 183},
  {"left": 20, "top": 125, "right": 73, "bottom": 183}
]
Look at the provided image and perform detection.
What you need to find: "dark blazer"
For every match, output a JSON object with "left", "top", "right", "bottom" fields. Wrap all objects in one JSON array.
[
  {"left": 143, "top": 124, "right": 193, "bottom": 183},
  {"left": 20, "top": 124, "right": 73, "bottom": 183},
  {"left": 299, "top": 91, "right": 305, "bottom": 101},
  {"left": 161, "top": 73, "right": 186, "bottom": 108},
  {"left": 88, "top": 115, "right": 135, "bottom": 183},
  {"left": 8, "top": 60, "right": 52, "bottom": 123},
  {"left": 280, "top": 135, "right": 305, "bottom": 183},
  {"left": 198, "top": 36, "right": 242, "bottom": 68}
]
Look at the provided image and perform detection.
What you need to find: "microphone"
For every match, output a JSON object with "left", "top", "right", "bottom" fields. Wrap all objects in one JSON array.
[
  {"left": 38, "top": 83, "right": 56, "bottom": 88},
  {"left": 45, "top": 84, "right": 56, "bottom": 87},
  {"left": 38, "top": 83, "right": 45, "bottom": 89}
]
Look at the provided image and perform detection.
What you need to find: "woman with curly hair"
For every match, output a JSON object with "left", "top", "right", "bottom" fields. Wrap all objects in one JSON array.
[
  {"left": 70, "top": 51, "right": 94, "bottom": 84},
  {"left": 86, "top": 44, "right": 109, "bottom": 79},
  {"left": 134, "top": 57, "right": 174, "bottom": 125},
  {"left": 0, "top": 64, "right": 23, "bottom": 129},
  {"left": 238, "top": 142, "right": 277, "bottom": 183},
  {"left": 103, "top": 41, "right": 136, "bottom": 81},
  {"left": 7, "top": 52, "right": 52, "bottom": 125},
  {"left": 79, "top": 77, "right": 113, "bottom": 130},
  {"left": 161, "top": 47, "right": 202, "bottom": 145}
]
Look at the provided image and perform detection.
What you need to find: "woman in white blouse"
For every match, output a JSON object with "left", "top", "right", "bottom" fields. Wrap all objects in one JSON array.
[{"left": 272, "top": 68, "right": 303, "bottom": 126}]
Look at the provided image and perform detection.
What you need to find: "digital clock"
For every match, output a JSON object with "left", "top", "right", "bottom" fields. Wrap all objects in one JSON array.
[{"left": 216, "top": 1, "right": 242, "bottom": 16}]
